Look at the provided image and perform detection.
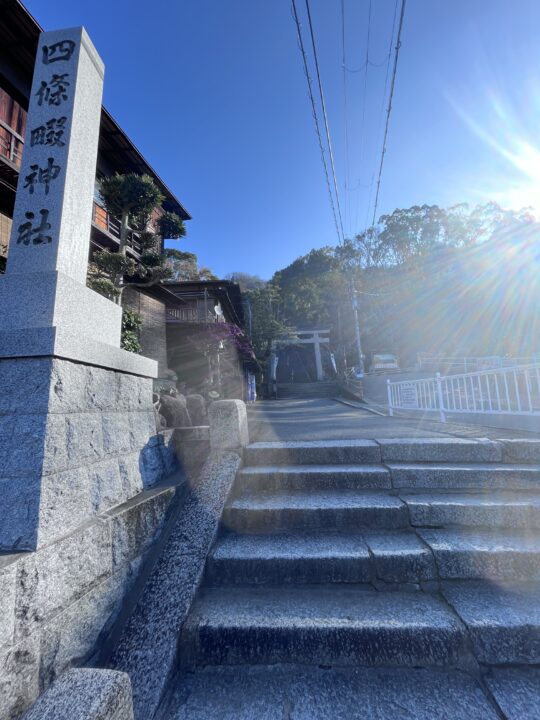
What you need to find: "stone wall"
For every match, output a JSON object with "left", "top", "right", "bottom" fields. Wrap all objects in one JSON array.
[
  {"left": 0, "top": 355, "right": 182, "bottom": 720},
  {"left": 0, "top": 479, "right": 178, "bottom": 720},
  {"left": 122, "top": 288, "right": 168, "bottom": 379},
  {"left": 0, "top": 357, "right": 173, "bottom": 551}
]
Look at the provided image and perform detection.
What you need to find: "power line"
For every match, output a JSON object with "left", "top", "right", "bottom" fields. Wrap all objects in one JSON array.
[
  {"left": 364, "top": 0, "right": 398, "bottom": 231},
  {"left": 353, "top": 0, "right": 373, "bottom": 234},
  {"left": 291, "top": 0, "right": 342, "bottom": 245},
  {"left": 304, "top": 0, "right": 345, "bottom": 243},
  {"left": 341, "top": 0, "right": 351, "bottom": 234},
  {"left": 371, "top": 0, "right": 407, "bottom": 227}
]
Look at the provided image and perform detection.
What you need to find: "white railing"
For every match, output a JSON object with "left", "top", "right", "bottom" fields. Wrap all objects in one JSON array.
[
  {"left": 388, "top": 364, "right": 540, "bottom": 422},
  {"left": 417, "top": 353, "right": 540, "bottom": 373}
]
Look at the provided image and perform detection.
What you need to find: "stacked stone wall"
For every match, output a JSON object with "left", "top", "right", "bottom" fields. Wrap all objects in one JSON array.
[
  {"left": 0, "top": 357, "right": 180, "bottom": 719},
  {"left": 0, "top": 357, "right": 176, "bottom": 550}
]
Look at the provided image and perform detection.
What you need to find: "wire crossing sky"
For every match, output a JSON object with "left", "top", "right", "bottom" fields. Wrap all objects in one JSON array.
[{"left": 26, "top": 0, "right": 540, "bottom": 279}]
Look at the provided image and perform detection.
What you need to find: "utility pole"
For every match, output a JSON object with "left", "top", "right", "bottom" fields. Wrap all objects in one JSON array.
[{"left": 350, "top": 281, "right": 364, "bottom": 373}]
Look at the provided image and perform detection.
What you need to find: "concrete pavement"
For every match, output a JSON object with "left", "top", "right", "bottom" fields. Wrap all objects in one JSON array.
[{"left": 247, "top": 398, "right": 539, "bottom": 442}]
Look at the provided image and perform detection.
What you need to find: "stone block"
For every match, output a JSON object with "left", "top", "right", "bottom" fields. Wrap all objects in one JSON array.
[
  {"left": 244, "top": 439, "right": 381, "bottom": 466},
  {"left": 0, "top": 555, "right": 20, "bottom": 649},
  {"left": 166, "top": 666, "right": 499, "bottom": 720},
  {"left": 209, "top": 400, "right": 249, "bottom": 452},
  {"left": 0, "top": 358, "right": 52, "bottom": 415},
  {"left": 442, "top": 580, "right": 540, "bottom": 664},
  {"left": 0, "top": 325, "right": 158, "bottom": 379},
  {"left": 0, "top": 273, "right": 121, "bottom": 348},
  {"left": 65, "top": 414, "right": 104, "bottom": 467},
  {"left": 377, "top": 438, "right": 503, "bottom": 463},
  {"left": 364, "top": 532, "right": 437, "bottom": 583},
  {"left": 117, "top": 374, "right": 153, "bottom": 413},
  {"left": 0, "top": 635, "right": 40, "bottom": 720},
  {"left": 88, "top": 458, "right": 125, "bottom": 515},
  {"left": 486, "top": 668, "right": 540, "bottom": 720},
  {"left": 15, "top": 520, "right": 112, "bottom": 640},
  {"left": 419, "top": 529, "right": 540, "bottom": 581},
  {"left": 0, "top": 414, "right": 49, "bottom": 478},
  {"left": 39, "top": 561, "right": 142, "bottom": 688},
  {"left": 23, "top": 668, "right": 134, "bottom": 720},
  {"left": 0, "top": 478, "right": 41, "bottom": 550},
  {"left": 117, "top": 454, "right": 144, "bottom": 500},
  {"left": 501, "top": 439, "right": 540, "bottom": 463},
  {"left": 128, "top": 411, "right": 158, "bottom": 452},
  {"left": 101, "top": 414, "right": 132, "bottom": 456},
  {"left": 107, "top": 486, "right": 175, "bottom": 568}
]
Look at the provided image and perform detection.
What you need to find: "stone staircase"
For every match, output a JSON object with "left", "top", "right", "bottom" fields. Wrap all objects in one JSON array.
[
  {"left": 276, "top": 381, "right": 339, "bottom": 399},
  {"left": 163, "top": 437, "right": 540, "bottom": 718}
]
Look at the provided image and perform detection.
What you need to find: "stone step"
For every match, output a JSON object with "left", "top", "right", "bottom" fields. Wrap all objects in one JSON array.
[
  {"left": 164, "top": 665, "right": 507, "bottom": 720},
  {"left": 418, "top": 529, "right": 540, "bottom": 581},
  {"left": 236, "top": 465, "right": 391, "bottom": 493},
  {"left": 276, "top": 382, "right": 339, "bottom": 399},
  {"left": 244, "top": 440, "right": 381, "bottom": 466},
  {"left": 206, "top": 533, "right": 372, "bottom": 585},
  {"left": 442, "top": 580, "right": 540, "bottom": 664},
  {"left": 403, "top": 491, "right": 540, "bottom": 528},
  {"left": 206, "top": 531, "right": 436, "bottom": 586},
  {"left": 378, "top": 438, "right": 503, "bottom": 463},
  {"left": 388, "top": 463, "right": 540, "bottom": 490},
  {"left": 181, "top": 585, "right": 470, "bottom": 668},
  {"left": 223, "top": 490, "right": 408, "bottom": 533},
  {"left": 500, "top": 439, "right": 540, "bottom": 463}
]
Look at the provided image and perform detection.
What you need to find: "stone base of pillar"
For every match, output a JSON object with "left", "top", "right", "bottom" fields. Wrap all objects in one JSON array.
[{"left": 0, "top": 355, "right": 167, "bottom": 551}]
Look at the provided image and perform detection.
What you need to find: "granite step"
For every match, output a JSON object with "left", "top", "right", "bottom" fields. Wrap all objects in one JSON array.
[
  {"left": 442, "top": 580, "right": 540, "bottom": 664},
  {"left": 206, "top": 533, "right": 373, "bottom": 585},
  {"left": 244, "top": 440, "right": 381, "bottom": 466},
  {"left": 388, "top": 463, "right": 540, "bottom": 490},
  {"left": 222, "top": 490, "right": 408, "bottom": 533},
  {"left": 162, "top": 665, "right": 505, "bottom": 720},
  {"left": 378, "top": 438, "right": 503, "bottom": 463},
  {"left": 235, "top": 465, "right": 391, "bottom": 493},
  {"left": 403, "top": 491, "right": 540, "bottom": 528},
  {"left": 419, "top": 529, "right": 540, "bottom": 581},
  {"left": 180, "top": 585, "right": 470, "bottom": 668},
  {"left": 206, "top": 531, "right": 437, "bottom": 586}
]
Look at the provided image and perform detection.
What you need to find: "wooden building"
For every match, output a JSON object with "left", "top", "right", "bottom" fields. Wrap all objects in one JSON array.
[
  {"left": 0, "top": 0, "right": 190, "bottom": 271},
  {"left": 164, "top": 280, "right": 258, "bottom": 401}
]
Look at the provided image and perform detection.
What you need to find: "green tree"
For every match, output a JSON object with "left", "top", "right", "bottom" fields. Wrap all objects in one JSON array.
[
  {"left": 88, "top": 173, "right": 186, "bottom": 301},
  {"left": 163, "top": 249, "right": 199, "bottom": 281},
  {"left": 244, "top": 284, "right": 289, "bottom": 361}
]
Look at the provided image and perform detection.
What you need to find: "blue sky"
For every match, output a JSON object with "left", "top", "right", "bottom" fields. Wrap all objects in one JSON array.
[{"left": 26, "top": 0, "right": 540, "bottom": 278}]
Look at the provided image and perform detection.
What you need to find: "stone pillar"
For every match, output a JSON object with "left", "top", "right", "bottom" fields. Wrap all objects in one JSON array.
[
  {"left": 208, "top": 400, "right": 249, "bottom": 452},
  {"left": 0, "top": 28, "right": 159, "bottom": 551},
  {"left": 313, "top": 332, "right": 324, "bottom": 381}
]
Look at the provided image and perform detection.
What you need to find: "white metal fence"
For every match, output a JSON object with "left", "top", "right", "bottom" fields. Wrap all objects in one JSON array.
[
  {"left": 388, "top": 364, "right": 540, "bottom": 422},
  {"left": 417, "top": 353, "right": 540, "bottom": 373}
]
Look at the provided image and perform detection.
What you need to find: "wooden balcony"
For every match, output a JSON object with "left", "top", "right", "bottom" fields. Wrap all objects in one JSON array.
[
  {"left": 166, "top": 302, "right": 224, "bottom": 324},
  {"left": 0, "top": 119, "right": 23, "bottom": 190},
  {"left": 91, "top": 202, "right": 144, "bottom": 256}
]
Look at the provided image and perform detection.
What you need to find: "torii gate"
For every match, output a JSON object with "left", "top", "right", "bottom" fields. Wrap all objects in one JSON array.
[{"left": 271, "top": 329, "right": 331, "bottom": 383}]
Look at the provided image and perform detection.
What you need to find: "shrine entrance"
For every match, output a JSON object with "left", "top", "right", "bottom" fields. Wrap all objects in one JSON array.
[{"left": 270, "top": 329, "right": 337, "bottom": 388}]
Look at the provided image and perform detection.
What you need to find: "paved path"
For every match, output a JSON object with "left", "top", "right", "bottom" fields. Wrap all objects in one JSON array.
[{"left": 248, "top": 398, "right": 537, "bottom": 442}]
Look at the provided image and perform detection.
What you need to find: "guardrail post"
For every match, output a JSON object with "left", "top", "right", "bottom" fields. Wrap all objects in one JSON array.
[
  {"left": 387, "top": 379, "right": 393, "bottom": 416},
  {"left": 436, "top": 372, "right": 446, "bottom": 423}
]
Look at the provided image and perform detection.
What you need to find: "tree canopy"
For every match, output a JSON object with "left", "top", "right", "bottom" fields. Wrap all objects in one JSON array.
[{"left": 240, "top": 201, "right": 540, "bottom": 366}]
